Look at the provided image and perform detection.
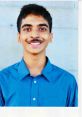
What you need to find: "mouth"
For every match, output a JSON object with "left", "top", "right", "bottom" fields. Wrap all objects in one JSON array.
[{"left": 25, "top": 39, "right": 44, "bottom": 48}]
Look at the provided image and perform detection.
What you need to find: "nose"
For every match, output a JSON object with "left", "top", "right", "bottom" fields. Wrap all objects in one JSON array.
[{"left": 30, "top": 29, "right": 39, "bottom": 38}]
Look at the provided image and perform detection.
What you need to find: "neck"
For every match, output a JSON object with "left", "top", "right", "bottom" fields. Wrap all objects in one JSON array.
[{"left": 23, "top": 51, "right": 46, "bottom": 76}]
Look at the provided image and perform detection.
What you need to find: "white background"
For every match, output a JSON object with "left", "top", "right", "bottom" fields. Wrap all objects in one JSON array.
[
  {"left": 0, "top": 0, "right": 78, "bottom": 78},
  {"left": 0, "top": 0, "right": 81, "bottom": 117}
]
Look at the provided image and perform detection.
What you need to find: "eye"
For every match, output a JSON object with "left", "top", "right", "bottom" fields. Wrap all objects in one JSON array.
[
  {"left": 23, "top": 27, "right": 31, "bottom": 32},
  {"left": 39, "top": 27, "right": 47, "bottom": 32}
]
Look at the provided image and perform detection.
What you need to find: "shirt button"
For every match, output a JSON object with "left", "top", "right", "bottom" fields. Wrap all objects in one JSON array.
[
  {"left": 34, "top": 80, "right": 37, "bottom": 84},
  {"left": 33, "top": 97, "right": 36, "bottom": 101}
]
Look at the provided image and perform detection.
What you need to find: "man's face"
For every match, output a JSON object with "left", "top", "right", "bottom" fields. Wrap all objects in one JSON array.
[{"left": 18, "top": 14, "right": 53, "bottom": 55}]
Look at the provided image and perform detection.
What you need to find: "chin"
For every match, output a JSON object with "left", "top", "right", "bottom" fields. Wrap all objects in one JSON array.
[
  {"left": 25, "top": 48, "right": 45, "bottom": 55},
  {"left": 29, "top": 50, "right": 44, "bottom": 55},
  {"left": 26, "top": 50, "right": 40, "bottom": 55},
  {"left": 31, "top": 53, "right": 39, "bottom": 55}
]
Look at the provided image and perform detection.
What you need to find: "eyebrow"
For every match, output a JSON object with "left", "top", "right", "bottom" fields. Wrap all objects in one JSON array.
[
  {"left": 21, "top": 23, "right": 49, "bottom": 29},
  {"left": 21, "top": 24, "right": 32, "bottom": 29},
  {"left": 38, "top": 24, "right": 48, "bottom": 28}
]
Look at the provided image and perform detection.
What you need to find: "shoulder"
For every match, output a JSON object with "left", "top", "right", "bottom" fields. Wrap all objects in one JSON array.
[
  {"left": 0, "top": 61, "right": 20, "bottom": 81},
  {"left": 51, "top": 63, "right": 77, "bottom": 85}
]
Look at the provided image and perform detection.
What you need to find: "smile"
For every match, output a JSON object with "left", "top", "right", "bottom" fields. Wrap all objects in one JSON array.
[
  {"left": 25, "top": 39, "right": 44, "bottom": 48},
  {"left": 30, "top": 42, "right": 41, "bottom": 48}
]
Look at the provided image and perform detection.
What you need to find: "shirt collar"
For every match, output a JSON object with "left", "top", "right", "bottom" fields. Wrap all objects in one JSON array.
[
  {"left": 41, "top": 57, "right": 54, "bottom": 82},
  {"left": 42, "top": 57, "right": 63, "bottom": 82},
  {"left": 18, "top": 59, "right": 30, "bottom": 80},
  {"left": 18, "top": 57, "right": 61, "bottom": 82}
]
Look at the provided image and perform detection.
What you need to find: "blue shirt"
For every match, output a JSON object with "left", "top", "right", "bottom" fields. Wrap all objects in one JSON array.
[{"left": 0, "top": 57, "right": 78, "bottom": 107}]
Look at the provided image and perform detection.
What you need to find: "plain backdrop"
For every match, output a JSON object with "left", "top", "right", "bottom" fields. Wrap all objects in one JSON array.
[
  {"left": 0, "top": 1, "right": 78, "bottom": 78},
  {"left": 0, "top": 0, "right": 79, "bottom": 117}
]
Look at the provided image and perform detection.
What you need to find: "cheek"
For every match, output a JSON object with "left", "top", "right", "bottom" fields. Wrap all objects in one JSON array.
[
  {"left": 20, "top": 34, "right": 28, "bottom": 44},
  {"left": 19, "top": 35, "right": 26, "bottom": 45},
  {"left": 20, "top": 34, "right": 26, "bottom": 41},
  {"left": 41, "top": 33, "right": 51, "bottom": 42}
]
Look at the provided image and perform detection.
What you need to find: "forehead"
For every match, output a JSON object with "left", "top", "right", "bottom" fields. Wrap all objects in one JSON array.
[{"left": 21, "top": 14, "right": 49, "bottom": 27}]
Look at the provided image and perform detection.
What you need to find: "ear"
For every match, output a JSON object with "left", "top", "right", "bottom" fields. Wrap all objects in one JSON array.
[
  {"left": 17, "top": 32, "right": 21, "bottom": 43},
  {"left": 49, "top": 33, "right": 53, "bottom": 42}
]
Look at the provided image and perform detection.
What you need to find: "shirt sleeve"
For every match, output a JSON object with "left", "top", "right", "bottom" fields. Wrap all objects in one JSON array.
[
  {"left": 68, "top": 77, "right": 78, "bottom": 107},
  {"left": 0, "top": 85, "right": 5, "bottom": 106},
  {"left": 73, "top": 81, "right": 78, "bottom": 106}
]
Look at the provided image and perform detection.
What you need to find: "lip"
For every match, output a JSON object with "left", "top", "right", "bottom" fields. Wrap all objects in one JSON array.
[
  {"left": 25, "top": 39, "right": 44, "bottom": 48},
  {"left": 30, "top": 42, "right": 41, "bottom": 48}
]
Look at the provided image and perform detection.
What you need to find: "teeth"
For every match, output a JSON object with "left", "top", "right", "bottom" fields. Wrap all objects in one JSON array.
[{"left": 31, "top": 42, "right": 40, "bottom": 45}]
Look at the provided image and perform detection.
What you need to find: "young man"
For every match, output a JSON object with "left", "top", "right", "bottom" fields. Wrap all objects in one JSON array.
[{"left": 0, "top": 4, "right": 78, "bottom": 106}]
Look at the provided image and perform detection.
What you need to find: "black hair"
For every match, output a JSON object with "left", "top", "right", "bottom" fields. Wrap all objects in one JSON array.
[{"left": 17, "top": 4, "right": 52, "bottom": 33}]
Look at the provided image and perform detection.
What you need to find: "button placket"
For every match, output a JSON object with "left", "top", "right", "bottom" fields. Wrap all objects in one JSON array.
[
  {"left": 30, "top": 77, "right": 38, "bottom": 106},
  {"left": 33, "top": 97, "right": 36, "bottom": 101},
  {"left": 34, "top": 80, "right": 37, "bottom": 84}
]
